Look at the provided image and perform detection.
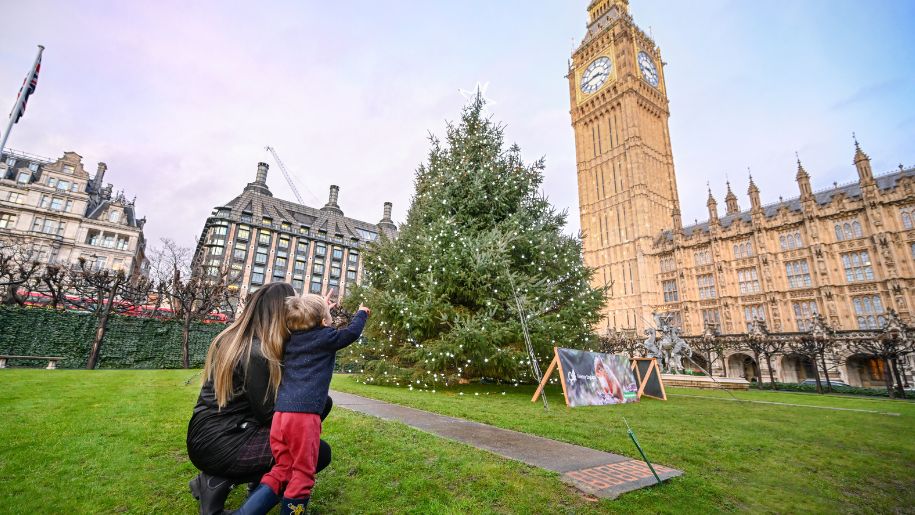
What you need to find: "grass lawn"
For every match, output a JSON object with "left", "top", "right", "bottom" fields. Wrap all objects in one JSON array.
[
  {"left": 1, "top": 371, "right": 912, "bottom": 514},
  {"left": 329, "top": 375, "right": 915, "bottom": 514},
  {"left": 1, "top": 370, "right": 609, "bottom": 514}
]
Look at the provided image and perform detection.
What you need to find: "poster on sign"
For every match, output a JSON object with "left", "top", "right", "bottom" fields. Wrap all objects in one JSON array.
[{"left": 555, "top": 348, "right": 640, "bottom": 407}]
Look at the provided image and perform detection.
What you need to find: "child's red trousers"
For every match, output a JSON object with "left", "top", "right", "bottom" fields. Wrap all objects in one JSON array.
[{"left": 260, "top": 411, "right": 322, "bottom": 498}]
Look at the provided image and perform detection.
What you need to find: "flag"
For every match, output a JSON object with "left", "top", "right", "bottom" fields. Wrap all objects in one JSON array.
[{"left": 11, "top": 53, "right": 41, "bottom": 124}]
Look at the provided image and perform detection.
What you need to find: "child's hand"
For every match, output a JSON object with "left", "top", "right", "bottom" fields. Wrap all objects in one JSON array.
[{"left": 358, "top": 304, "right": 371, "bottom": 316}]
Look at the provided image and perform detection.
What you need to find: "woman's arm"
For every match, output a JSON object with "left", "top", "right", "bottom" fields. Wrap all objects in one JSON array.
[{"left": 243, "top": 347, "right": 275, "bottom": 426}]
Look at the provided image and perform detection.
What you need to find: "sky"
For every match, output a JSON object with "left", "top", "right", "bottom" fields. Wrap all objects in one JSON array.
[{"left": 1, "top": 0, "right": 914, "bottom": 251}]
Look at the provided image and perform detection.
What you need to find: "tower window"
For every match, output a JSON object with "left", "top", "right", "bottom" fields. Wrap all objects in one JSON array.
[
  {"left": 785, "top": 259, "right": 812, "bottom": 289},
  {"left": 834, "top": 219, "right": 863, "bottom": 241},
  {"left": 701, "top": 308, "right": 720, "bottom": 329},
  {"left": 852, "top": 295, "right": 885, "bottom": 330},
  {"left": 733, "top": 241, "right": 754, "bottom": 259},
  {"left": 737, "top": 268, "right": 761, "bottom": 294},
  {"left": 901, "top": 206, "right": 914, "bottom": 229},
  {"left": 793, "top": 301, "right": 818, "bottom": 332},
  {"left": 779, "top": 231, "right": 804, "bottom": 251},
  {"left": 697, "top": 274, "right": 716, "bottom": 299},
  {"left": 841, "top": 251, "right": 874, "bottom": 283},
  {"left": 694, "top": 248, "right": 712, "bottom": 266},
  {"left": 662, "top": 280, "right": 678, "bottom": 303},
  {"left": 744, "top": 305, "right": 766, "bottom": 331}
]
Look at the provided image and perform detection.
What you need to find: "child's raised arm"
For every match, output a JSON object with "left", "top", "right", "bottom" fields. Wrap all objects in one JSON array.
[{"left": 316, "top": 305, "right": 370, "bottom": 352}]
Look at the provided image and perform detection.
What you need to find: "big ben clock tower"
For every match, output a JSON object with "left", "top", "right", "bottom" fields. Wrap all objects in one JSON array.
[{"left": 570, "top": 0, "right": 680, "bottom": 332}]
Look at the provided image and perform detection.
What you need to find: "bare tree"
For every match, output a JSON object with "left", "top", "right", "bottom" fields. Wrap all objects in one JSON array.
[
  {"left": 784, "top": 315, "right": 841, "bottom": 393},
  {"left": 840, "top": 311, "right": 913, "bottom": 398},
  {"left": 34, "top": 263, "right": 72, "bottom": 310},
  {"left": 0, "top": 236, "right": 42, "bottom": 306},
  {"left": 597, "top": 327, "right": 643, "bottom": 358},
  {"left": 69, "top": 258, "right": 153, "bottom": 369},
  {"left": 152, "top": 239, "right": 238, "bottom": 368},
  {"left": 742, "top": 320, "right": 779, "bottom": 387},
  {"left": 690, "top": 333, "right": 730, "bottom": 376}
]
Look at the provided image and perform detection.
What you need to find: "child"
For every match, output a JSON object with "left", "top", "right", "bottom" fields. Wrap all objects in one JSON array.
[{"left": 239, "top": 294, "right": 370, "bottom": 515}]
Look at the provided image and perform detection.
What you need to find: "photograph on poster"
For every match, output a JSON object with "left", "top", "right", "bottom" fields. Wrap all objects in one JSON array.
[{"left": 556, "top": 348, "right": 639, "bottom": 407}]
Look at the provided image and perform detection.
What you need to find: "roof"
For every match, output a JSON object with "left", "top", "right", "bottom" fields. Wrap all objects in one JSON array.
[
  {"left": 662, "top": 166, "right": 915, "bottom": 242},
  {"left": 211, "top": 166, "right": 396, "bottom": 244}
]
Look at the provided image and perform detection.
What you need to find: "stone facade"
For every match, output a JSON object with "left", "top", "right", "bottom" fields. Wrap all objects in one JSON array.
[
  {"left": 194, "top": 162, "right": 396, "bottom": 303},
  {"left": 0, "top": 149, "right": 147, "bottom": 275},
  {"left": 570, "top": 1, "right": 915, "bottom": 387}
]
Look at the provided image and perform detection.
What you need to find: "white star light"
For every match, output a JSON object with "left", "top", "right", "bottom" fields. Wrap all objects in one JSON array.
[{"left": 459, "top": 81, "right": 496, "bottom": 110}]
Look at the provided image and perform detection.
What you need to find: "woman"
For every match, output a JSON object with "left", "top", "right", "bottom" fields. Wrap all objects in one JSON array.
[{"left": 186, "top": 282, "right": 333, "bottom": 515}]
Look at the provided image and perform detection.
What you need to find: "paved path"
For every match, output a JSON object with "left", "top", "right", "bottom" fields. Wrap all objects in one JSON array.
[{"left": 330, "top": 390, "right": 682, "bottom": 499}]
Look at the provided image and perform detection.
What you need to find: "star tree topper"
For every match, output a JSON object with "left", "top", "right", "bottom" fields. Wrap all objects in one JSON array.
[{"left": 459, "top": 81, "right": 496, "bottom": 112}]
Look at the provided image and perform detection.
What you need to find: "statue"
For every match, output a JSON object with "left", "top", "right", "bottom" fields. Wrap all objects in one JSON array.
[{"left": 643, "top": 313, "right": 693, "bottom": 374}]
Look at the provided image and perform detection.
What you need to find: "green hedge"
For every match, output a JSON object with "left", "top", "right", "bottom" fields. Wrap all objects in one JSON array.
[{"left": 0, "top": 306, "right": 225, "bottom": 369}]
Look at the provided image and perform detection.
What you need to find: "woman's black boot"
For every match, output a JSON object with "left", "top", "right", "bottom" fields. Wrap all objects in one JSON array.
[{"left": 189, "top": 472, "right": 235, "bottom": 515}]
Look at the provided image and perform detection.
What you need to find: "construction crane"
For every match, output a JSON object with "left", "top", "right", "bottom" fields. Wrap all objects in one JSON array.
[{"left": 264, "top": 146, "right": 320, "bottom": 205}]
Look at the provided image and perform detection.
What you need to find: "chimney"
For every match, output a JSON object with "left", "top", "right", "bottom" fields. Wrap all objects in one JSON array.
[
  {"left": 255, "top": 162, "right": 269, "bottom": 184},
  {"left": 327, "top": 185, "right": 340, "bottom": 207},
  {"left": 378, "top": 201, "right": 397, "bottom": 235},
  {"left": 243, "top": 161, "right": 273, "bottom": 196},
  {"left": 94, "top": 162, "right": 107, "bottom": 188}
]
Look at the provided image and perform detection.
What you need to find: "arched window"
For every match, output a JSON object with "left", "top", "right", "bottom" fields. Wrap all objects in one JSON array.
[
  {"left": 835, "top": 225, "right": 843, "bottom": 240},
  {"left": 852, "top": 221, "right": 863, "bottom": 238},
  {"left": 779, "top": 236, "right": 786, "bottom": 250},
  {"left": 844, "top": 223, "right": 853, "bottom": 239},
  {"left": 903, "top": 212, "right": 913, "bottom": 229},
  {"left": 733, "top": 244, "right": 739, "bottom": 257}
]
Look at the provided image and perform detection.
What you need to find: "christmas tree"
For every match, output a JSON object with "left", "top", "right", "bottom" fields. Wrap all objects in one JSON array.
[{"left": 343, "top": 95, "right": 605, "bottom": 387}]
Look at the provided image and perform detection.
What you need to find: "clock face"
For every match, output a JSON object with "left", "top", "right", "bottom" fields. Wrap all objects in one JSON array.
[
  {"left": 638, "top": 51, "right": 659, "bottom": 88},
  {"left": 580, "top": 56, "right": 612, "bottom": 94}
]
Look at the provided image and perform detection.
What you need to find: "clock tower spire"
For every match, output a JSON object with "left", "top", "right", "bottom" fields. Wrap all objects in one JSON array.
[
  {"left": 588, "top": 0, "right": 629, "bottom": 22},
  {"left": 570, "top": 0, "right": 680, "bottom": 333}
]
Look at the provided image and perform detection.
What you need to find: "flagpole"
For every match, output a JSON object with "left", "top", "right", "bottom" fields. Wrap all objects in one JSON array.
[{"left": 0, "top": 44, "right": 44, "bottom": 154}]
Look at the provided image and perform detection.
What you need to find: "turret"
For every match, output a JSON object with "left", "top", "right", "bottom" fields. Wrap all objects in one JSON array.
[
  {"left": 748, "top": 173, "right": 761, "bottom": 211},
  {"left": 724, "top": 181, "right": 739, "bottom": 215},
  {"left": 706, "top": 187, "right": 719, "bottom": 224},
  {"left": 853, "top": 134, "right": 874, "bottom": 184},
  {"left": 671, "top": 207, "right": 682, "bottom": 232},
  {"left": 796, "top": 154, "right": 812, "bottom": 199}
]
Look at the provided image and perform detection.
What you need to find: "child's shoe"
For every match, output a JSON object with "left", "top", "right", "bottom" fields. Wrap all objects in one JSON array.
[{"left": 281, "top": 497, "right": 309, "bottom": 514}]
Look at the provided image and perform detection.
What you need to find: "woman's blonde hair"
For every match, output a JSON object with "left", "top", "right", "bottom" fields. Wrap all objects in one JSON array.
[
  {"left": 285, "top": 294, "right": 331, "bottom": 332},
  {"left": 203, "top": 282, "right": 295, "bottom": 408}
]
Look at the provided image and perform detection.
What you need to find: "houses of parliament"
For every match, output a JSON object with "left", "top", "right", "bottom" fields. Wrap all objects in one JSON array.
[{"left": 570, "top": 1, "right": 914, "bottom": 384}]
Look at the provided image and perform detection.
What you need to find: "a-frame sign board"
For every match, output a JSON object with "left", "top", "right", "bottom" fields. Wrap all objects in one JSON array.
[
  {"left": 531, "top": 348, "right": 663, "bottom": 405},
  {"left": 630, "top": 357, "right": 667, "bottom": 401},
  {"left": 531, "top": 347, "right": 569, "bottom": 406}
]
